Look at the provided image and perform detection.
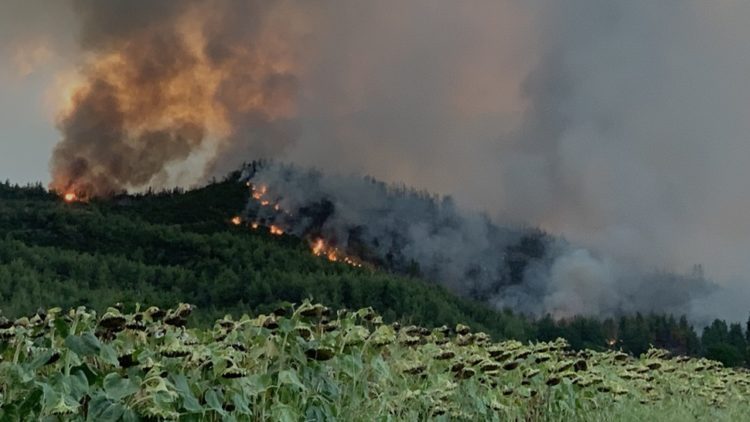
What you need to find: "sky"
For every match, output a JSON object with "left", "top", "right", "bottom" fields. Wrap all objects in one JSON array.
[
  {"left": 3, "top": 1, "right": 750, "bottom": 317},
  {"left": 0, "top": 1, "right": 76, "bottom": 183}
]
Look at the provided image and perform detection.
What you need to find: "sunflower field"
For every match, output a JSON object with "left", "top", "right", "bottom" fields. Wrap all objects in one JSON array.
[{"left": 1, "top": 301, "right": 748, "bottom": 421}]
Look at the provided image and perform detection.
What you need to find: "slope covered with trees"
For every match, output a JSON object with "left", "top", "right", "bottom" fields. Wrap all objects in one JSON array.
[
  {"left": 0, "top": 179, "right": 532, "bottom": 338},
  {"left": 0, "top": 179, "right": 748, "bottom": 368}
]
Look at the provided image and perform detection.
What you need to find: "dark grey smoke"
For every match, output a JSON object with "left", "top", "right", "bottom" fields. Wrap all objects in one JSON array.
[{"left": 241, "top": 162, "right": 716, "bottom": 318}]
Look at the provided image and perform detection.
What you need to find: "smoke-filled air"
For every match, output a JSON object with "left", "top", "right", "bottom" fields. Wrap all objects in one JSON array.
[
  {"left": 49, "top": 0, "right": 308, "bottom": 197},
  {"left": 239, "top": 162, "right": 714, "bottom": 320},
  {"left": 3, "top": 0, "right": 750, "bottom": 320}
]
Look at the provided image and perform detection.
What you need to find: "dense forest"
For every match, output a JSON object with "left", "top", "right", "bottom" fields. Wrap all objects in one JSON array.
[{"left": 0, "top": 178, "right": 749, "bottom": 367}]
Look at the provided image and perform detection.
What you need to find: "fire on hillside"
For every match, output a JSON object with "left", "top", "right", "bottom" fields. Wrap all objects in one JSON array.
[{"left": 232, "top": 182, "right": 364, "bottom": 268}]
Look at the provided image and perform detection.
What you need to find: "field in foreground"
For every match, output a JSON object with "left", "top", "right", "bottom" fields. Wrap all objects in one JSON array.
[{"left": 1, "top": 302, "right": 748, "bottom": 421}]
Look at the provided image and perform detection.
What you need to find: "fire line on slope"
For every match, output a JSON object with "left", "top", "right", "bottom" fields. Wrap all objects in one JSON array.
[{"left": 233, "top": 183, "right": 364, "bottom": 268}]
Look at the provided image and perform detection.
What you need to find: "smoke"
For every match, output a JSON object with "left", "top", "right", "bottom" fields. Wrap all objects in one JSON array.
[
  {"left": 241, "top": 162, "right": 716, "bottom": 318},
  {"left": 278, "top": 1, "right": 750, "bottom": 321},
  {"left": 13, "top": 1, "right": 748, "bottom": 319},
  {"left": 502, "top": 1, "right": 750, "bottom": 321},
  {"left": 49, "top": 0, "right": 307, "bottom": 196}
]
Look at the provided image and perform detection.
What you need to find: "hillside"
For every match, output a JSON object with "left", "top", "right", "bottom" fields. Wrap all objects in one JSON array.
[
  {"left": 0, "top": 179, "right": 747, "bottom": 369},
  {"left": 0, "top": 179, "right": 531, "bottom": 338}
]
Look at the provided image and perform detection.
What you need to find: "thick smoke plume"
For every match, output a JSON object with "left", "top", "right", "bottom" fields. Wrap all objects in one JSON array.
[
  {"left": 242, "top": 162, "right": 715, "bottom": 318},
  {"left": 50, "top": 0, "right": 306, "bottom": 197},
  {"left": 25, "top": 1, "right": 750, "bottom": 320}
]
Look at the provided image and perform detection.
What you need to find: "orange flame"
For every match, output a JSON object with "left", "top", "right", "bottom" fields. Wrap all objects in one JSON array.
[
  {"left": 49, "top": 0, "right": 307, "bottom": 198},
  {"left": 310, "top": 238, "right": 362, "bottom": 268},
  {"left": 231, "top": 216, "right": 242, "bottom": 226},
  {"left": 245, "top": 183, "right": 362, "bottom": 266},
  {"left": 269, "top": 225, "right": 284, "bottom": 235},
  {"left": 312, "top": 239, "right": 326, "bottom": 255},
  {"left": 64, "top": 193, "right": 78, "bottom": 203},
  {"left": 251, "top": 185, "right": 268, "bottom": 200}
]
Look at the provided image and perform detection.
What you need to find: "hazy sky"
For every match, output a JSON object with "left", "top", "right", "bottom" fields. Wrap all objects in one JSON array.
[
  {"left": 0, "top": 1, "right": 76, "bottom": 183},
  {"left": 3, "top": 1, "right": 750, "bottom": 303}
]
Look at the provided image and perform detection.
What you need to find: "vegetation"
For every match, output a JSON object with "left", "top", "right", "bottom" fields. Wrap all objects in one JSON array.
[
  {"left": 2, "top": 301, "right": 749, "bottom": 421},
  {"left": 0, "top": 179, "right": 533, "bottom": 337},
  {"left": 0, "top": 179, "right": 749, "bottom": 372}
]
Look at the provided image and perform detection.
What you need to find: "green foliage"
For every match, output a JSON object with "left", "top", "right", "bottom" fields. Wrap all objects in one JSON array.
[
  {"left": 703, "top": 321, "right": 748, "bottom": 367},
  {"left": 2, "top": 302, "right": 749, "bottom": 421},
  {"left": 0, "top": 180, "right": 747, "bottom": 371},
  {"left": 0, "top": 180, "right": 532, "bottom": 341}
]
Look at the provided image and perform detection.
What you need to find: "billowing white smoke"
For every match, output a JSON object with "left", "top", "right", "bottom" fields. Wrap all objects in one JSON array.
[{"left": 242, "top": 162, "right": 715, "bottom": 319}]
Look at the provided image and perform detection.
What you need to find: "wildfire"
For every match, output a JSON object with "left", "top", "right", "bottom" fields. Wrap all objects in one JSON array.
[
  {"left": 245, "top": 182, "right": 362, "bottom": 267},
  {"left": 63, "top": 192, "right": 78, "bottom": 203},
  {"left": 231, "top": 216, "right": 242, "bottom": 226},
  {"left": 311, "top": 238, "right": 363, "bottom": 268},
  {"left": 269, "top": 225, "right": 284, "bottom": 236},
  {"left": 252, "top": 185, "right": 268, "bottom": 200},
  {"left": 47, "top": 0, "right": 307, "bottom": 198},
  {"left": 342, "top": 257, "right": 360, "bottom": 266},
  {"left": 312, "top": 238, "right": 326, "bottom": 255}
]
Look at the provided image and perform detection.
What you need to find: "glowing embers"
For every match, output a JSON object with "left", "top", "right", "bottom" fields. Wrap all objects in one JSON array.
[
  {"left": 231, "top": 216, "right": 281, "bottom": 235},
  {"left": 246, "top": 181, "right": 361, "bottom": 266},
  {"left": 251, "top": 184, "right": 268, "bottom": 200},
  {"left": 269, "top": 225, "right": 284, "bottom": 236},
  {"left": 312, "top": 238, "right": 326, "bottom": 255},
  {"left": 248, "top": 183, "right": 293, "bottom": 218},
  {"left": 252, "top": 184, "right": 270, "bottom": 205},
  {"left": 61, "top": 192, "right": 82, "bottom": 203},
  {"left": 251, "top": 184, "right": 280, "bottom": 208},
  {"left": 311, "top": 238, "right": 362, "bottom": 268}
]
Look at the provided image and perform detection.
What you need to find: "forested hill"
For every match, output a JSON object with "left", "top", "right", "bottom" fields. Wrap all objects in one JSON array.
[
  {"left": 0, "top": 178, "right": 531, "bottom": 338},
  {"left": 0, "top": 179, "right": 748, "bottom": 367}
]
